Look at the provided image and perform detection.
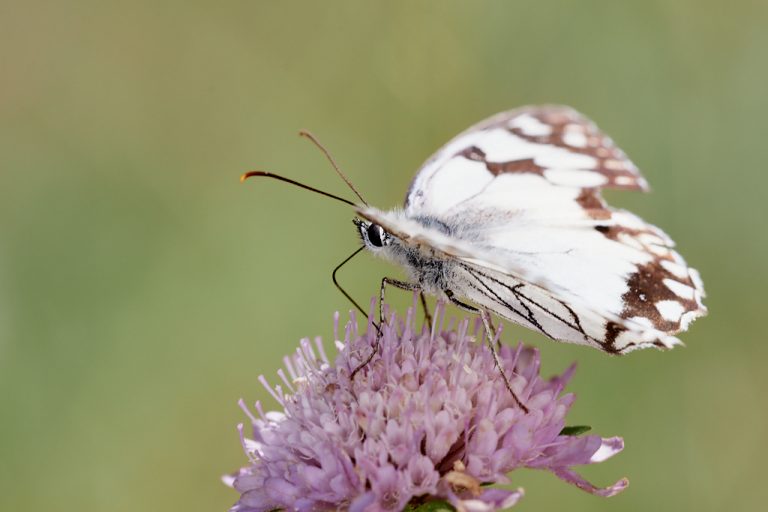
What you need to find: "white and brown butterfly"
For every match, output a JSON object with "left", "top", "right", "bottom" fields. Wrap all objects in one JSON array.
[{"left": 244, "top": 105, "right": 707, "bottom": 356}]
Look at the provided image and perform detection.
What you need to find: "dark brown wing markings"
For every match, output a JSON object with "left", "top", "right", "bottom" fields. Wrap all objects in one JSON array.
[
  {"left": 603, "top": 321, "right": 626, "bottom": 354},
  {"left": 620, "top": 261, "right": 700, "bottom": 332},
  {"left": 575, "top": 188, "right": 612, "bottom": 220},
  {"left": 458, "top": 146, "right": 547, "bottom": 178},
  {"left": 451, "top": 107, "right": 647, "bottom": 194},
  {"left": 591, "top": 221, "right": 704, "bottom": 333},
  {"left": 504, "top": 107, "right": 646, "bottom": 191}
]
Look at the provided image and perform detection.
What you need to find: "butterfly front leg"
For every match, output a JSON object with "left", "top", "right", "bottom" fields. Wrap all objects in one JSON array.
[
  {"left": 380, "top": 277, "right": 421, "bottom": 327},
  {"left": 419, "top": 291, "right": 433, "bottom": 327},
  {"left": 350, "top": 277, "right": 420, "bottom": 382},
  {"left": 444, "top": 289, "right": 529, "bottom": 413}
]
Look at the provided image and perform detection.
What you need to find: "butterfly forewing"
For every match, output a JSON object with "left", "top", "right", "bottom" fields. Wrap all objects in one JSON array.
[
  {"left": 455, "top": 261, "right": 681, "bottom": 353},
  {"left": 406, "top": 105, "right": 647, "bottom": 217}
]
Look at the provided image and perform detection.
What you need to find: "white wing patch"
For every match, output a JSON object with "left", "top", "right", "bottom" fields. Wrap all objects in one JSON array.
[{"left": 364, "top": 105, "right": 706, "bottom": 353}]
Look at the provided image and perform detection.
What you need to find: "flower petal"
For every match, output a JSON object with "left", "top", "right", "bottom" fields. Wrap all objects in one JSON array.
[
  {"left": 552, "top": 467, "right": 629, "bottom": 497},
  {"left": 447, "top": 487, "right": 524, "bottom": 512},
  {"left": 589, "top": 436, "right": 624, "bottom": 463}
]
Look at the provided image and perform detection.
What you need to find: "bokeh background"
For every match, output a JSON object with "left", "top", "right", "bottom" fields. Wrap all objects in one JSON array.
[{"left": 2, "top": 1, "right": 767, "bottom": 511}]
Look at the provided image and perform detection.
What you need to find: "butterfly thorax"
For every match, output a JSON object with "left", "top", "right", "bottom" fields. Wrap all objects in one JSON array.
[{"left": 355, "top": 213, "right": 460, "bottom": 296}]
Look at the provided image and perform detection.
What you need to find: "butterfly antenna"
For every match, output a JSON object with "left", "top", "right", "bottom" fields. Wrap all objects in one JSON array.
[
  {"left": 240, "top": 171, "right": 356, "bottom": 207},
  {"left": 299, "top": 130, "right": 369, "bottom": 206}
]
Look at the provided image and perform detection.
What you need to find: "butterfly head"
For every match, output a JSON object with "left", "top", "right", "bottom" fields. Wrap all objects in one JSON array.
[{"left": 354, "top": 218, "right": 393, "bottom": 251}]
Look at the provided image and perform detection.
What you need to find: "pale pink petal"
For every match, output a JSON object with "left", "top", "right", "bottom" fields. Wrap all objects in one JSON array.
[
  {"left": 448, "top": 488, "right": 525, "bottom": 512},
  {"left": 589, "top": 436, "right": 625, "bottom": 463},
  {"left": 552, "top": 467, "right": 629, "bottom": 497}
]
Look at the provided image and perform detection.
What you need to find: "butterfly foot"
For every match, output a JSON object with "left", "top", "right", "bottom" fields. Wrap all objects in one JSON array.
[
  {"left": 349, "top": 338, "right": 380, "bottom": 382},
  {"left": 482, "top": 313, "right": 529, "bottom": 413},
  {"left": 442, "top": 292, "right": 529, "bottom": 412},
  {"left": 419, "top": 291, "right": 433, "bottom": 328}
]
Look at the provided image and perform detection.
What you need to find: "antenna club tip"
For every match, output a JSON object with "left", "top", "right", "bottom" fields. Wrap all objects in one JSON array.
[{"left": 240, "top": 171, "right": 262, "bottom": 183}]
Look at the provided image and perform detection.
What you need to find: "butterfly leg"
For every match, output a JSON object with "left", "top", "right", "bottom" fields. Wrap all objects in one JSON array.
[
  {"left": 379, "top": 277, "right": 421, "bottom": 327},
  {"left": 350, "top": 277, "right": 420, "bottom": 382},
  {"left": 444, "top": 290, "right": 529, "bottom": 413},
  {"left": 419, "top": 291, "right": 433, "bottom": 327}
]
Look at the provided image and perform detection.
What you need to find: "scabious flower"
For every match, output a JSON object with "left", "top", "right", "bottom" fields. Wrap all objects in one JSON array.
[{"left": 225, "top": 300, "right": 628, "bottom": 512}]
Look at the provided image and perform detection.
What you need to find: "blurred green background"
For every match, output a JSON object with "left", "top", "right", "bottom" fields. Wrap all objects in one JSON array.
[{"left": 2, "top": 1, "right": 766, "bottom": 511}]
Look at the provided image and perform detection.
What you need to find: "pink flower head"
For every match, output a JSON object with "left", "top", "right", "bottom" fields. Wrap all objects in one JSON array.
[{"left": 226, "top": 300, "right": 628, "bottom": 511}]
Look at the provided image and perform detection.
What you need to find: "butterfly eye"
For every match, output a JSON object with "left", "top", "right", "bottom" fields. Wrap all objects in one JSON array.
[{"left": 367, "top": 223, "right": 386, "bottom": 248}]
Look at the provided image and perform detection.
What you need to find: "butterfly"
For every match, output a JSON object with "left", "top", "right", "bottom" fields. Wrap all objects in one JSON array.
[{"left": 244, "top": 105, "right": 707, "bottom": 356}]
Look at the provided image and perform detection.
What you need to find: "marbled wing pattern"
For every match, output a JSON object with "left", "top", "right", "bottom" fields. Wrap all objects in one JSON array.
[{"left": 362, "top": 106, "right": 706, "bottom": 353}]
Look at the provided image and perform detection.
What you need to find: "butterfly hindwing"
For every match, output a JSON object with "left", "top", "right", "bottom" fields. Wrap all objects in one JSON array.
[
  {"left": 455, "top": 261, "right": 676, "bottom": 353},
  {"left": 359, "top": 204, "right": 703, "bottom": 352}
]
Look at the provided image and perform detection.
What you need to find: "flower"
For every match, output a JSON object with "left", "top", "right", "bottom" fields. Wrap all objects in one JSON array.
[{"left": 225, "top": 299, "right": 628, "bottom": 512}]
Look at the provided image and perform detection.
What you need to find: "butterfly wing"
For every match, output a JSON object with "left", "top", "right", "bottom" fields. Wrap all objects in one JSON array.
[
  {"left": 456, "top": 259, "right": 672, "bottom": 353},
  {"left": 405, "top": 105, "right": 648, "bottom": 217},
  {"left": 381, "top": 106, "right": 705, "bottom": 352}
]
